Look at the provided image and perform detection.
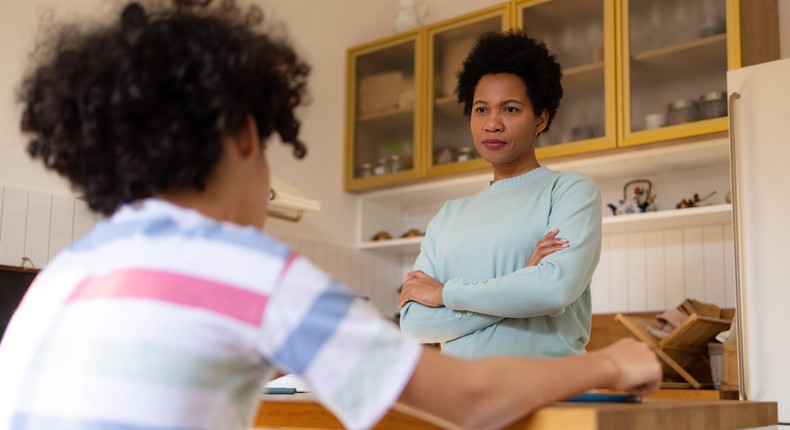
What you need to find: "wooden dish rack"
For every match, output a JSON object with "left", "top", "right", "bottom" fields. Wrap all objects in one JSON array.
[{"left": 615, "top": 303, "right": 734, "bottom": 389}]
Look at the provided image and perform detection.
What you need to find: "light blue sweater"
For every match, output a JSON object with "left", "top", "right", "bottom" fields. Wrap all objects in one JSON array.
[{"left": 400, "top": 167, "right": 601, "bottom": 358}]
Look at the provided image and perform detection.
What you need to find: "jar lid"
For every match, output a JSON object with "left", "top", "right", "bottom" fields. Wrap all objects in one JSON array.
[
  {"left": 669, "top": 99, "right": 698, "bottom": 110},
  {"left": 458, "top": 147, "right": 474, "bottom": 154},
  {"left": 700, "top": 91, "right": 726, "bottom": 102},
  {"left": 361, "top": 162, "right": 372, "bottom": 168},
  {"left": 389, "top": 154, "right": 401, "bottom": 160}
]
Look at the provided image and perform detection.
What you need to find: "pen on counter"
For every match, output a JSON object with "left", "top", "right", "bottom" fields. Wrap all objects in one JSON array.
[
  {"left": 264, "top": 387, "right": 297, "bottom": 395},
  {"left": 564, "top": 393, "right": 642, "bottom": 403}
]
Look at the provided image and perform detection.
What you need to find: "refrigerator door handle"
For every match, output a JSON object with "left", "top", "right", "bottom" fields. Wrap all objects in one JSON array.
[{"left": 727, "top": 91, "right": 749, "bottom": 402}]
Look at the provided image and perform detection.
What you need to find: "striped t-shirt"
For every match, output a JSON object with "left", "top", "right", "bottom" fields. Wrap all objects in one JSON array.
[{"left": 0, "top": 198, "right": 421, "bottom": 430}]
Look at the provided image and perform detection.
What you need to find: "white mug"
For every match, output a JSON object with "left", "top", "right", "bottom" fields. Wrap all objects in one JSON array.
[{"left": 645, "top": 113, "right": 665, "bottom": 130}]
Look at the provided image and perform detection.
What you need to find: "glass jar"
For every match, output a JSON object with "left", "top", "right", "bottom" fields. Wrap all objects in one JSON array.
[
  {"left": 699, "top": 91, "right": 727, "bottom": 120},
  {"left": 373, "top": 157, "right": 390, "bottom": 176},
  {"left": 358, "top": 162, "right": 373, "bottom": 178},
  {"left": 456, "top": 147, "right": 475, "bottom": 162},
  {"left": 433, "top": 147, "right": 457, "bottom": 165},
  {"left": 388, "top": 154, "right": 404, "bottom": 172},
  {"left": 667, "top": 99, "right": 700, "bottom": 125}
]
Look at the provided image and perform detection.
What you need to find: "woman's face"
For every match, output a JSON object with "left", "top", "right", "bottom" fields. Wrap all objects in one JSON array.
[{"left": 470, "top": 73, "right": 548, "bottom": 177}]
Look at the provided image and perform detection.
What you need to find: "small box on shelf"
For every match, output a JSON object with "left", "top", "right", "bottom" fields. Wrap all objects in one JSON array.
[{"left": 358, "top": 71, "right": 404, "bottom": 116}]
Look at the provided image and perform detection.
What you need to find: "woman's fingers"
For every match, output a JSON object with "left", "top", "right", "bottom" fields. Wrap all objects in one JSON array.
[{"left": 525, "top": 229, "right": 568, "bottom": 267}]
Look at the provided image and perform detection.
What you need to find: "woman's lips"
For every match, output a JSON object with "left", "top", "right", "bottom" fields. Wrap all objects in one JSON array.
[{"left": 481, "top": 139, "right": 506, "bottom": 150}]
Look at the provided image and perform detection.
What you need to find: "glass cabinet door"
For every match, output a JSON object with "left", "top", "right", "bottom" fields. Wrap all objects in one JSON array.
[
  {"left": 345, "top": 32, "right": 422, "bottom": 191},
  {"left": 424, "top": 4, "right": 510, "bottom": 177},
  {"left": 515, "top": 0, "right": 616, "bottom": 159},
  {"left": 621, "top": 0, "right": 728, "bottom": 146}
]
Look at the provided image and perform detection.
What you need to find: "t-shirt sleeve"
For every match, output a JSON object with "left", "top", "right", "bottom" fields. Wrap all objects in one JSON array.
[{"left": 257, "top": 253, "right": 422, "bottom": 430}]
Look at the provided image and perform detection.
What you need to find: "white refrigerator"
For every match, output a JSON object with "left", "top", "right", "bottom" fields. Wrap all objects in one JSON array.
[{"left": 728, "top": 57, "right": 790, "bottom": 424}]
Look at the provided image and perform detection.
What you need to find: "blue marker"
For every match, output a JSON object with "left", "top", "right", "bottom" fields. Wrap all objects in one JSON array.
[
  {"left": 565, "top": 393, "right": 641, "bottom": 403},
  {"left": 264, "top": 387, "right": 298, "bottom": 395}
]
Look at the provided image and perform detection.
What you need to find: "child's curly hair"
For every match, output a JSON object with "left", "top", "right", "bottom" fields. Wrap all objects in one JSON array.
[
  {"left": 18, "top": 0, "right": 310, "bottom": 215},
  {"left": 455, "top": 29, "right": 562, "bottom": 132}
]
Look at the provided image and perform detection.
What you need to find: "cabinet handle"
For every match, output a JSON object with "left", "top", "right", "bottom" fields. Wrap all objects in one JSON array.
[{"left": 727, "top": 91, "right": 749, "bottom": 401}]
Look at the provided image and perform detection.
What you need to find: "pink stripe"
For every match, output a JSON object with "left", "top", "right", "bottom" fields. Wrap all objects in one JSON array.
[
  {"left": 284, "top": 251, "right": 299, "bottom": 272},
  {"left": 66, "top": 269, "right": 268, "bottom": 325}
]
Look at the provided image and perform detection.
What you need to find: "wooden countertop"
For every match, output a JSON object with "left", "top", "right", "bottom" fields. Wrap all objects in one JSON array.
[{"left": 254, "top": 393, "right": 777, "bottom": 429}]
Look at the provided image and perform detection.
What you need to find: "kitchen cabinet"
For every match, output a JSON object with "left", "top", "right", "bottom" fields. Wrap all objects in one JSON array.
[
  {"left": 344, "top": 5, "right": 512, "bottom": 191},
  {"left": 344, "top": 0, "right": 778, "bottom": 192},
  {"left": 514, "top": 0, "right": 617, "bottom": 158},
  {"left": 424, "top": 4, "right": 510, "bottom": 177},
  {"left": 344, "top": 30, "right": 423, "bottom": 191},
  {"left": 619, "top": 0, "right": 779, "bottom": 146}
]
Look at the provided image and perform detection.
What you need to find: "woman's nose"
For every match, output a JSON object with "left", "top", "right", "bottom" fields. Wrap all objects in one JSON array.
[{"left": 485, "top": 114, "right": 503, "bottom": 132}]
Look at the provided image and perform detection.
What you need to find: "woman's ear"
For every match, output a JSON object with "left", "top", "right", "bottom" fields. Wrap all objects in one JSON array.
[{"left": 536, "top": 110, "right": 549, "bottom": 136}]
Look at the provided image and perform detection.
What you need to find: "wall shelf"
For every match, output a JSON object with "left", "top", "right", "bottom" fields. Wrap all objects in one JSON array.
[
  {"left": 356, "top": 137, "right": 732, "bottom": 253},
  {"left": 360, "top": 204, "right": 732, "bottom": 254},
  {"left": 602, "top": 203, "right": 732, "bottom": 234},
  {"left": 359, "top": 237, "right": 423, "bottom": 255}
]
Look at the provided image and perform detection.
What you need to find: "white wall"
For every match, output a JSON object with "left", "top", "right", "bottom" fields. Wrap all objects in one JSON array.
[
  {"left": 0, "top": 0, "right": 107, "bottom": 197},
  {"left": 0, "top": 0, "right": 511, "bottom": 245}
]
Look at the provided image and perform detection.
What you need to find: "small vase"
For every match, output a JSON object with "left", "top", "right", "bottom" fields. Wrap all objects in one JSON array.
[{"left": 393, "top": 0, "right": 427, "bottom": 33}]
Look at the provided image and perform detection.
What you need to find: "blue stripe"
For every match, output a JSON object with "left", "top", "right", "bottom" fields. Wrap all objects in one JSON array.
[
  {"left": 12, "top": 414, "right": 195, "bottom": 430},
  {"left": 274, "top": 282, "right": 355, "bottom": 374},
  {"left": 69, "top": 215, "right": 289, "bottom": 260}
]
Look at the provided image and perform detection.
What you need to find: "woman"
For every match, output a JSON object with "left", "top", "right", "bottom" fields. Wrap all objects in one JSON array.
[
  {"left": 399, "top": 30, "right": 602, "bottom": 359},
  {"left": 0, "top": 6, "right": 657, "bottom": 430}
]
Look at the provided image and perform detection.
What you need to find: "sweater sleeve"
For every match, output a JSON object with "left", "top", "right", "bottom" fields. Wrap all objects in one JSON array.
[
  {"left": 442, "top": 175, "right": 602, "bottom": 318},
  {"left": 399, "top": 204, "right": 504, "bottom": 343}
]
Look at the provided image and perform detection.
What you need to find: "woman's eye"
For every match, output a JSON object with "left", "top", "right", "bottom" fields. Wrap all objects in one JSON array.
[
  {"left": 475, "top": 107, "right": 487, "bottom": 113},
  {"left": 504, "top": 106, "right": 518, "bottom": 113}
]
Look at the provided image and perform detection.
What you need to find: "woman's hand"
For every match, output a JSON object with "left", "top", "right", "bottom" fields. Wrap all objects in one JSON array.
[
  {"left": 524, "top": 228, "right": 568, "bottom": 267},
  {"left": 398, "top": 270, "right": 445, "bottom": 308}
]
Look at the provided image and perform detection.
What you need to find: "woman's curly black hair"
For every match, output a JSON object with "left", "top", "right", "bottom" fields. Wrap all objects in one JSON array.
[
  {"left": 18, "top": 0, "right": 310, "bottom": 216},
  {"left": 456, "top": 29, "right": 562, "bottom": 132}
]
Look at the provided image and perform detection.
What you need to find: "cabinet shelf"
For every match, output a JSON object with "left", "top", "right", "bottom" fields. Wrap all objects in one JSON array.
[
  {"left": 433, "top": 95, "right": 463, "bottom": 120},
  {"left": 357, "top": 106, "right": 414, "bottom": 124},
  {"left": 630, "top": 34, "right": 727, "bottom": 79},
  {"left": 563, "top": 61, "right": 606, "bottom": 91}
]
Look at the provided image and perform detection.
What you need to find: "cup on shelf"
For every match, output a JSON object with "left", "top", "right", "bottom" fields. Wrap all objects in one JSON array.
[{"left": 645, "top": 113, "right": 666, "bottom": 130}]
